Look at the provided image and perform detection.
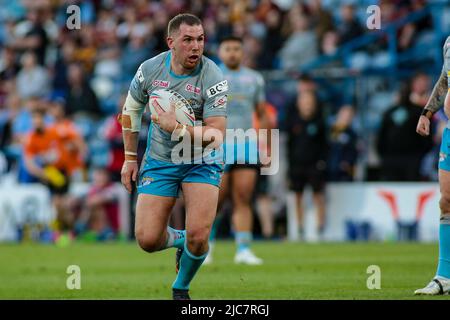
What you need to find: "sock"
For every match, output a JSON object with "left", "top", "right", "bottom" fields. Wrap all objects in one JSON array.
[
  {"left": 436, "top": 223, "right": 450, "bottom": 279},
  {"left": 235, "top": 231, "right": 252, "bottom": 252},
  {"left": 164, "top": 226, "right": 185, "bottom": 249},
  {"left": 172, "top": 243, "right": 208, "bottom": 290}
]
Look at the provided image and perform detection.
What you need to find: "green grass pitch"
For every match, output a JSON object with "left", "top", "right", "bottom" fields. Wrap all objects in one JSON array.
[{"left": 0, "top": 241, "right": 449, "bottom": 300}]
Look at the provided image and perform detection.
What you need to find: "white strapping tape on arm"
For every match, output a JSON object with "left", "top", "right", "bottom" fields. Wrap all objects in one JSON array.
[{"left": 122, "top": 91, "right": 146, "bottom": 132}]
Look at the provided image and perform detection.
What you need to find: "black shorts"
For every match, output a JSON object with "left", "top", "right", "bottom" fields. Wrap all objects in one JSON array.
[
  {"left": 289, "top": 165, "right": 326, "bottom": 193},
  {"left": 256, "top": 170, "right": 270, "bottom": 195},
  {"left": 224, "top": 163, "right": 260, "bottom": 173}
]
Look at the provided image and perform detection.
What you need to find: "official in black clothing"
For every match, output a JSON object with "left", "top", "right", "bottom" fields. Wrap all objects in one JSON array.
[
  {"left": 377, "top": 82, "right": 433, "bottom": 181},
  {"left": 285, "top": 90, "right": 328, "bottom": 240}
]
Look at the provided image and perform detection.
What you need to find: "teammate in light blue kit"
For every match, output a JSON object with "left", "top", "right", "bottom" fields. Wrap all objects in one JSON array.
[
  {"left": 415, "top": 36, "right": 450, "bottom": 295},
  {"left": 205, "top": 36, "right": 271, "bottom": 265},
  {"left": 119, "top": 14, "right": 227, "bottom": 300}
]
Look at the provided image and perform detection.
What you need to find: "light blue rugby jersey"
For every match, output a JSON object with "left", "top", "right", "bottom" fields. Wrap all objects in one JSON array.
[
  {"left": 129, "top": 51, "right": 228, "bottom": 163},
  {"left": 219, "top": 64, "right": 265, "bottom": 131},
  {"left": 444, "top": 36, "right": 450, "bottom": 88}
]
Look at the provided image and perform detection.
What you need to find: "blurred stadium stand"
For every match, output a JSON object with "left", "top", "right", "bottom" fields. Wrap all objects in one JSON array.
[{"left": 0, "top": 0, "right": 449, "bottom": 243}]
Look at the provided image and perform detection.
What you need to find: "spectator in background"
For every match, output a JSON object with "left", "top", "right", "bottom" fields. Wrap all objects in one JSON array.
[
  {"left": 308, "top": 0, "right": 335, "bottom": 44},
  {"left": 377, "top": 81, "right": 433, "bottom": 181},
  {"left": 10, "top": 7, "right": 49, "bottom": 65},
  {"left": 52, "top": 40, "right": 76, "bottom": 94},
  {"left": 286, "top": 90, "right": 328, "bottom": 240},
  {"left": 320, "top": 30, "right": 343, "bottom": 69},
  {"left": 47, "top": 95, "right": 86, "bottom": 182},
  {"left": 121, "top": 27, "right": 155, "bottom": 85},
  {"left": 216, "top": 6, "right": 233, "bottom": 42},
  {"left": 102, "top": 96, "right": 126, "bottom": 182},
  {"left": 0, "top": 46, "right": 20, "bottom": 81},
  {"left": 279, "top": 15, "right": 318, "bottom": 71},
  {"left": 65, "top": 63, "right": 102, "bottom": 119},
  {"left": 73, "top": 24, "right": 97, "bottom": 75},
  {"left": 328, "top": 105, "right": 359, "bottom": 181},
  {"left": 336, "top": 3, "right": 364, "bottom": 46},
  {"left": 23, "top": 108, "right": 73, "bottom": 234},
  {"left": 297, "top": 73, "right": 318, "bottom": 94},
  {"left": 73, "top": 167, "right": 120, "bottom": 241},
  {"left": 398, "top": 0, "right": 433, "bottom": 51},
  {"left": 16, "top": 51, "right": 50, "bottom": 99},
  {"left": 409, "top": 72, "right": 432, "bottom": 107},
  {"left": 0, "top": 47, "right": 20, "bottom": 106},
  {"left": 116, "top": 7, "right": 147, "bottom": 44},
  {"left": 12, "top": 96, "right": 51, "bottom": 144},
  {"left": 12, "top": 96, "right": 53, "bottom": 183},
  {"left": 259, "top": 8, "right": 284, "bottom": 69},
  {"left": 0, "top": 94, "right": 21, "bottom": 171},
  {"left": 321, "top": 30, "right": 340, "bottom": 56}
]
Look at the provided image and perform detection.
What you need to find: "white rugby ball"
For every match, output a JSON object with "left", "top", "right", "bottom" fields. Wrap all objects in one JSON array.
[{"left": 149, "top": 89, "right": 196, "bottom": 126}]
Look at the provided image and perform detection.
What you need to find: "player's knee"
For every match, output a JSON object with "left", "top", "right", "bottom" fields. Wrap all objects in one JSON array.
[
  {"left": 135, "top": 231, "right": 163, "bottom": 253},
  {"left": 186, "top": 228, "right": 209, "bottom": 255},
  {"left": 439, "top": 195, "right": 450, "bottom": 214},
  {"left": 234, "top": 189, "right": 252, "bottom": 206}
]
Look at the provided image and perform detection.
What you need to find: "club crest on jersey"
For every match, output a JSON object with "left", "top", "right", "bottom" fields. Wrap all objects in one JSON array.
[
  {"left": 141, "top": 177, "right": 154, "bottom": 186},
  {"left": 152, "top": 80, "right": 170, "bottom": 88},
  {"left": 207, "top": 80, "right": 228, "bottom": 98},
  {"left": 185, "top": 83, "right": 201, "bottom": 95}
]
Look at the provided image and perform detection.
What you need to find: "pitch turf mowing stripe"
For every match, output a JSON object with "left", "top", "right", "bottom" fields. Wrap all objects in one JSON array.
[{"left": 0, "top": 242, "right": 447, "bottom": 299}]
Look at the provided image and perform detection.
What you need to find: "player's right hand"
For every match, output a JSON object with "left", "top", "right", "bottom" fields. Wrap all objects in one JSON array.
[
  {"left": 416, "top": 115, "right": 430, "bottom": 136},
  {"left": 121, "top": 160, "right": 138, "bottom": 193}
]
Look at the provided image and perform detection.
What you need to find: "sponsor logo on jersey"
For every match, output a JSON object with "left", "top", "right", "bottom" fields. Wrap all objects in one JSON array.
[
  {"left": 185, "top": 83, "right": 201, "bottom": 95},
  {"left": 213, "top": 95, "right": 227, "bottom": 109},
  {"left": 207, "top": 80, "right": 228, "bottom": 98},
  {"left": 152, "top": 80, "right": 170, "bottom": 88}
]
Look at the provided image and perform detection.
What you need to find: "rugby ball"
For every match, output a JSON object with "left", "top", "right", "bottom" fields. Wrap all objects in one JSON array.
[{"left": 149, "top": 89, "right": 196, "bottom": 126}]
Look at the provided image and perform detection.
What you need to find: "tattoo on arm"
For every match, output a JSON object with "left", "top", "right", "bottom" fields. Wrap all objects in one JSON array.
[{"left": 425, "top": 71, "right": 448, "bottom": 113}]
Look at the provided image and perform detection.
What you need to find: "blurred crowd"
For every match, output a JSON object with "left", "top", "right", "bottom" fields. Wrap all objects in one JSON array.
[{"left": 0, "top": 0, "right": 446, "bottom": 241}]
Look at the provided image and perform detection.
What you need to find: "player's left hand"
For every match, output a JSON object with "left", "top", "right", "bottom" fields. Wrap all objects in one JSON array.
[
  {"left": 151, "top": 102, "right": 178, "bottom": 133},
  {"left": 416, "top": 115, "right": 430, "bottom": 136}
]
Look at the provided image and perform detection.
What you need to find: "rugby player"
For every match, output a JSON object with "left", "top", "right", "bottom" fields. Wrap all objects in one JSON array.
[
  {"left": 415, "top": 35, "right": 450, "bottom": 295},
  {"left": 205, "top": 36, "right": 270, "bottom": 265},
  {"left": 119, "top": 14, "right": 228, "bottom": 300}
]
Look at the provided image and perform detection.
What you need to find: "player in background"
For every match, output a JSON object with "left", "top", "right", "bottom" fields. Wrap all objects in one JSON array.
[
  {"left": 119, "top": 14, "right": 227, "bottom": 300},
  {"left": 415, "top": 36, "right": 450, "bottom": 295},
  {"left": 205, "top": 36, "right": 271, "bottom": 265}
]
